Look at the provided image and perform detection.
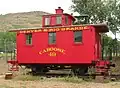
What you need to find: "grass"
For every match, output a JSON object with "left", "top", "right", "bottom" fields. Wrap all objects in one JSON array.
[
  {"left": 12, "top": 25, "right": 27, "bottom": 29},
  {"left": 0, "top": 85, "right": 14, "bottom": 88},
  {"left": 14, "top": 75, "right": 44, "bottom": 81},
  {"left": 6, "top": 73, "right": 115, "bottom": 84},
  {"left": 53, "top": 76, "right": 84, "bottom": 83},
  {"left": 14, "top": 74, "right": 87, "bottom": 83}
]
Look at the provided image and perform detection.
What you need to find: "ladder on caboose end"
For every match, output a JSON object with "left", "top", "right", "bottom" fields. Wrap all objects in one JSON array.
[
  {"left": 5, "top": 49, "right": 19, "bottom": 79},
  {"left": 5, "top": 60, "right": 19, "bottom": 79},
  {"left": 7, "top": 60, "right": 19, "bottom": 71},
  {"left": 7, "top": 49, "right": 19, "bottom": 71}
]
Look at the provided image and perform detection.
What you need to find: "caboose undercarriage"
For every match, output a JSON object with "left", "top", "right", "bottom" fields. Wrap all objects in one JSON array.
[
  {"left": 7, "top": 59, "right": 115, "bottom": 78},
  {"left": 24, "top": 64, "right": 89, "bottom": 75}
]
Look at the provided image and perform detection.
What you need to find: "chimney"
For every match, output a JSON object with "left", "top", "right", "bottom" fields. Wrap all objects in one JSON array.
[{"left": 55, "top": 7, "right": 64, "bottom": 14}]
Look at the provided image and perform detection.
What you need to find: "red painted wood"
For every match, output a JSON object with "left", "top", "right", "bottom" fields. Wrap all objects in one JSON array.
[
  {"left": 42, "top": 7, "right": 74, "bottom": 27},
  {"left": 16, "top": 26, "right": 97, "bottom": 64}
]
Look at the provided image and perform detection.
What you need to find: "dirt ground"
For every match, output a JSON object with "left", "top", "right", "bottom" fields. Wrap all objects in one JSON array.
[
  {"left": 0, "top": 59, "right": 8, "bottom": 75},
  {"left": 0, "top": 59, "right": 120, "bottom": 88},
  {"left": 0, "top": 78, "right": 120, "bottom": 88}
]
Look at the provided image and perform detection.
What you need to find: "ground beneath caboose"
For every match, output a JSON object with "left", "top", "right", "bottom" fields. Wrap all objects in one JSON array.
[
  {"left": 0, "top": 59, "right": 120, "bottom": 88},
  {"left": 0, "top": 78, "right": 120, "bottom": 88}
]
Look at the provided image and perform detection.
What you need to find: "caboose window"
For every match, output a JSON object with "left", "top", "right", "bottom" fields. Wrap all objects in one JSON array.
[
  {"left": 65, "top": 16, "right": 68, "bottom": 24},
  {"left": 26, "top": 33, "right": 32, "bottom": 45},
  {"left": 74, "top": 31, "right": 82, "bottom": 43},
  {"left": 48, "top": 32, "right": 56, "bottom": 44},
  {"left": 56, "top": 16, "right": 61, "bottom": 24},
  {"left": 45, "top": 17, "right": 50, "bottom": 25}
]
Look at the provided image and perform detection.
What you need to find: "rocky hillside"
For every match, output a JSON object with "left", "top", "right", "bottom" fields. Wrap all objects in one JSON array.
[{"left": 0, "top": 11, "right": 50, "bottom": 31}]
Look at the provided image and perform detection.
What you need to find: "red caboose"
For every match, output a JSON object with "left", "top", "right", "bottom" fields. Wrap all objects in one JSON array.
[{"left": 8, "top": 7, "right": 112, "bottom": 75}]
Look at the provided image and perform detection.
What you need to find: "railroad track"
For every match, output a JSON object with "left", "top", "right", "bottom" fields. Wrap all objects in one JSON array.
[
  {"left": 4, "top": 69, "right": 120, "bottom": 82},
  {"left": 29, "top": 70, "right": 120, "bottom": 81}
]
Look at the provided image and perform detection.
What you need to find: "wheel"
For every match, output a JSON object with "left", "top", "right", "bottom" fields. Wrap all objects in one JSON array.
[
  {"left": 31, "top": 66, "right": 49, "bottom": 75},
  {"left": 72, "top": 67, "right": 88, "bottom": 76}
]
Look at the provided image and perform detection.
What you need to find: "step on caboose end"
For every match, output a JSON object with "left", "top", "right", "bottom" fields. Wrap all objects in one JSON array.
[{"left": 5, "top": 72, "right": 13, "bottom": 80}]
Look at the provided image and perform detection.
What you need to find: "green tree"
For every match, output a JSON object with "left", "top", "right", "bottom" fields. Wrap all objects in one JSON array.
[
  {"left": 71, "top": 0, "right": 120, "bottom": 32},
  {"left": 0, "top": 32, "right": 16, "bottom": 52},
  {"left": 71, "top": 0, "right": 120, "bottom": 57}
]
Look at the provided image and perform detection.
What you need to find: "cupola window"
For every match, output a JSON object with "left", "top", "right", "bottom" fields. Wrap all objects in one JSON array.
[
  {"left": 56, "top": 16, "right": 61, "bottom": 24},
  {"left": 45, "top": 17, "right": 50, "bottom": 25},
  {"left": 65, "top": 16, "right": 68, "bottom": 24}
]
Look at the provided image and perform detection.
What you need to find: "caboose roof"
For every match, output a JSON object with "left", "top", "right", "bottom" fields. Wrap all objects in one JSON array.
[
  {"left": 88, "top": 24, "right": 109, "bottom": 33},
  {"left": 43, "top": 13, "right": 75, "bottom": 21},
  {"left": 9, "top": 24, "right": 109, "bottom": 33}
]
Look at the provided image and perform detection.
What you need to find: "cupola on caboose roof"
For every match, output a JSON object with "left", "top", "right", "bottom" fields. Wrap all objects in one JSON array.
[
  {"left": 55, "top": 7, "right": 64, "bottom": 14},
  {"left": 42, "top": 7, "right": 75, "bottom": 27}
]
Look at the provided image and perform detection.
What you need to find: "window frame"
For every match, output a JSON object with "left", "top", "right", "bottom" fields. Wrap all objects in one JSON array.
[
  {"left": 65, "top": 16, "right": 68, "bottom": 24},
  {"left": 73, "top": 30, "right": 82, "bottom": 43},
  {"left": 25, "top": 33, "right": 32, "bottom": 45},
  {"left": 48, "top": 32, "right": 56, "bottom": 45},
  {"left": 45, "top": 17, "right": 50, "bottom": 26},
  {"left": 56, "top": 16, "right": 62, "bottom": 25}
]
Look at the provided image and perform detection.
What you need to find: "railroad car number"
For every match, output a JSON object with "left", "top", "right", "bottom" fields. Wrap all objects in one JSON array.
[{"left": 49, "top": 52, "right": 56, "bottom": 56}]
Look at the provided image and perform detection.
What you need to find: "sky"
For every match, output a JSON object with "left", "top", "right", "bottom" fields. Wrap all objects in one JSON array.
[
  {"left": 0, "top": 0, "right": 119, "bottom": 39},
  {"left": 0, "top": 0, "right": 73, "bottom": 14}
]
